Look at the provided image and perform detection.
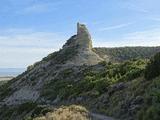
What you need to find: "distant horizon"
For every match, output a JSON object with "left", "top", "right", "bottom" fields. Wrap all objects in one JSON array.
[{"left": 0, "top": 68, "right": 26, "bottom": 76}]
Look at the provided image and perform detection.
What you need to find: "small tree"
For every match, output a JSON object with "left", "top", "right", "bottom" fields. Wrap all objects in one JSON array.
[{"left": 145, "top": 52, "right": 160, "bottom": 80}]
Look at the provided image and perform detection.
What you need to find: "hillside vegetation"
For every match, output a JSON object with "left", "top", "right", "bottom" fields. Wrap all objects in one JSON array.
[
  {"left": 40, "top": 59, "right": 146, "bottom": 101},
  {"left": 0, "top": 53, "right": 160, "bottom": 120},
  {"left": 0, "top": 24, "right": 160, "bottom": 120},
  {"left": 94, "top": 47, "right": 160, "bottom": 62}
]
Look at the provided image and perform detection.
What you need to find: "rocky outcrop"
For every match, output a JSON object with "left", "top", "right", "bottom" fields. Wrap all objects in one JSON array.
[
  {"left": 63, "top": 23, "right": 103, "bottom": 65},
  {"left": 76, "top": 22, "right": 92, "bottom": 50},
  {"left": 63, "top": 23, "right": 92, "bottom": 50}
]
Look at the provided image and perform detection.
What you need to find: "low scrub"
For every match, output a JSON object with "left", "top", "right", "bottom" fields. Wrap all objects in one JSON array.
[
  {"left": 33, "top": 105, "right": 91, "bottom": 120},
  {"left": 145, "top": 52, "right": 160, "bottom": 80}
]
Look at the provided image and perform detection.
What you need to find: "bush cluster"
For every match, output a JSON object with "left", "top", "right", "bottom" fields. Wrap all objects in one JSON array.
[
  {"left": 145, "top": 52, "right": 160, "bottom": 80},
  {"left": 41, "top": 59, "right": 146, "bottom": 100}
]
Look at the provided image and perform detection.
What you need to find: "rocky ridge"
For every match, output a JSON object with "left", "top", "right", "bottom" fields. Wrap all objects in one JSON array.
[{"left": 0, "top": 23, "right": 103, "bottom": 105}]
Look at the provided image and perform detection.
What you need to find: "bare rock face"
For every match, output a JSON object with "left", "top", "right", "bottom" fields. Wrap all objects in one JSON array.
[
  {"left": 63, "top": 23, "right": 92, "bottom": 50},
  {"left": 76, "top": 23, "right": 92, "bottom": 50},
  {"left": 63, "top": 23, "right": 103, "bottom": 65}
]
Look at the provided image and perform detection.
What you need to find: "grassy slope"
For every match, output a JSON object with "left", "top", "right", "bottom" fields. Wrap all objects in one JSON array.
[
  {"left": 39, "top": 59, "right": 160, "bottom": 120},
  {"left": 0, "top": 77, "right": 13, "bottom": 86},
  {"left": 37, "top": 59, "right": 148, "bottom": 120},
  {"left": 0, "top": 59, "right": 159, "bottom": 120},
  {"left": 0, "top": 80, "right": 8, "bottom": 86},
  {"left": 0, "top": 47, "right": 160, "bottom": 120}
]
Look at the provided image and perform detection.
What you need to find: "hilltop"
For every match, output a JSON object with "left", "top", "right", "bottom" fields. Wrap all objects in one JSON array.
[
  {"left": 0, "top": 23, "right": 160, "bottom": 120},
  {"left": 0, "top": 23, "right": 104, "bottom": 106}
]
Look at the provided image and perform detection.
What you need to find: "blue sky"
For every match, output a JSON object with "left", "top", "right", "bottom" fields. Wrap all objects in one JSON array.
[{"left": 1, "top": 0, "right": 160, "bottom": 68}]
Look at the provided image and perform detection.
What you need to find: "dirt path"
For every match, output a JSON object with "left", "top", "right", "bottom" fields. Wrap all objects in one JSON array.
[{"left": 91, "top": 113, "right": 117, "bottom": 120}]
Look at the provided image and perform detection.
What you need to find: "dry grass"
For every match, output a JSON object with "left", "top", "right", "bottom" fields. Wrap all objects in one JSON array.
[
  {"left": 34, "top": 105, "right": 91, "bottom": 120},
  {"left": 0, "top": 76, "right": 13, "bottom": 81}
]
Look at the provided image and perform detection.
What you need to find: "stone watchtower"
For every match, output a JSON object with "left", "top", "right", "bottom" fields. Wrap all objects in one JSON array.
[
  {"left": 76, "top": 22, "right": 93, "bottom": 50},
  {"left": 62, "top": 22, "right": 103, "bottom": 65}
]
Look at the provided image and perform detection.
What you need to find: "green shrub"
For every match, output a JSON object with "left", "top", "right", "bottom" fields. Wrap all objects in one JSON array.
[
  {"left": 40, "top": 59, "right": 146, "bottom": 101},
  {"left": 42, "top": 46, "right": 78, "bottom": 64},
  {"left": 138, "top": 106, "right": 160, "bottom": 120},
  {"left": 94, "top": 78, "right": 108, "bottom": 93},
  {"left": 98, "top": 61, "right": 107, "bottom": 66},
  {"left": 0, "top": 80, "right": 14, "bottom": 99},
  {"left": 17, "top": 102, "right": 37, "bottom": 114},
  {"left": 145, "top": 52, "right": 160, "bottom": 80}
]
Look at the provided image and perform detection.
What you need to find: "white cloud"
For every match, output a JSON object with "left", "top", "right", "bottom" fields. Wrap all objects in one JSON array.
[
  {"left": 149, "top": 17, "right": 160, "bottom": 22},
  {"left": 0, "top": 28, "right": 67, "bottom": 68},
  {"left": 122, "top": 1, "right": 150, "bottom": 14},
  {"left": 98, "top": 23, "right": 133, "bottom": 31},
  {"left": 0, "top": 29, "right": 66, "bottom": 49},
  {"left": 0, "top": 47, "right": 53, "bottom": 68},
  {"left": 94, "top": 28, "right": 160, "bottom": 47},
  {"left": 16, "top": 1, "right": 62, "bottom": 14},
  {"left": 1, "top": 27, "right": 160, "bottom": 68}
]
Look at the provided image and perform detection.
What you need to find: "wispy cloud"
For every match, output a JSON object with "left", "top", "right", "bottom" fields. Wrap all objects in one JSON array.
[
  {"left": 94, "top": 28, "right": 160, "bottom": 47},
  {"left": 0, "top": 28, "right": 66, "bottom": 49},
  {"left": 122, "top": 28, "right": 160, "bottom": 46},
  {"left": 16, "top": 1, "right": 62, "bottom": 14},
  {"left": 99, "top": 23, "right": 133, "bottom": 31},
  {"left": 149, "top": 17, "right": 160, "bottom": 21},
  {"left": 129, "top": 5, "right": 149, "bottom": 13},
  {"left": 0, "top": 47, "right": 53, "bottom": 68},
  {"left": 0, "top": 28, "right": 66, "bottom": 68},
  {"left": 122, "top": 1, "right": 149, "bottom": 14},
  {"left": 23, "top": 4, "right": 50, "bottom": 13}
]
